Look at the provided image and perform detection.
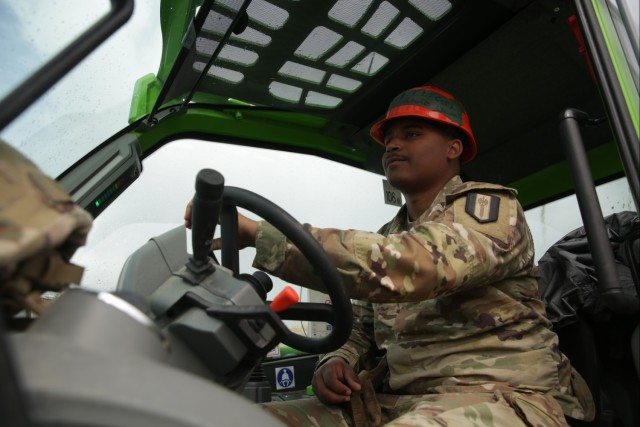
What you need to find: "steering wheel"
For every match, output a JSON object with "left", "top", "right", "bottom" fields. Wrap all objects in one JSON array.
[{"left": 216, "top": 185, "right": 353, "bottom": 354}]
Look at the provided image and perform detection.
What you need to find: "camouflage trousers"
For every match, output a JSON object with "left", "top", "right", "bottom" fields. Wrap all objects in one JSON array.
[{"left": 260, "top": 388, "right": 570, "bottom": 427}]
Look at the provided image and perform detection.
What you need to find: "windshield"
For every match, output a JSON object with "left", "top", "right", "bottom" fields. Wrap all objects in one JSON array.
[
  {"left": 75, "top": 139, "right": 635, "bottom": 295},
  {"left": 73, "top": 138, "right": 402, "bottom": 336},
  {"left": 0, "top": 0, "right": 161, "bottom": 178}
]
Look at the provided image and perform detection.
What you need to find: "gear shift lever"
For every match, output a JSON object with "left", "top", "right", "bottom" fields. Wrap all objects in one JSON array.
[{"left": 187, "top": 169, "right": 225, "bottom": 274}]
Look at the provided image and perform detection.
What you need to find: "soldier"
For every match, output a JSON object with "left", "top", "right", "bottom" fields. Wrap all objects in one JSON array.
[{"left": 185, "top": 86, "right": 595, "bottom": 426}]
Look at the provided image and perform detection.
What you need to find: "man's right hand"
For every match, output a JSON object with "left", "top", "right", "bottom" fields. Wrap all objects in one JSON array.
[
  {"left": 311, "top": 357, "right": 361, "bottom": 404},
  {"left": 183, "top": 199, "right": 258, "bottom": 250}
]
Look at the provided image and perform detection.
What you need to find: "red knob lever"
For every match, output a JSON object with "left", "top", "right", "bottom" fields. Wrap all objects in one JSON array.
[{"left": 270, "top": 286, "right": 299, "bottom": 313}]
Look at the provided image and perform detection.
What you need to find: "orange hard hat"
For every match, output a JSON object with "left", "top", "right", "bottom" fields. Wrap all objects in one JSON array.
[{"left": 370, "top": 86, "right": 477, "bottom": 163}]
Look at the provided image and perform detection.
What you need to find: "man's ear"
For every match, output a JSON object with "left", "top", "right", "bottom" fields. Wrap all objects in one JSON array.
[{"left": 447, "top": 138, "right": 463, "bottom": 161}]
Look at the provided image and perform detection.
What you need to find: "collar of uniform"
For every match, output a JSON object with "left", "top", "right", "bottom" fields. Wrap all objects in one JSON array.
[
  {"left": 383, "top": 175, "right": 464, "bottom": 233},
  {"left": 383, "top": 205, "right": 409, "bottom": 234},
  {"left": 413, "top": 175, "right": 464, "bottom": 224}
]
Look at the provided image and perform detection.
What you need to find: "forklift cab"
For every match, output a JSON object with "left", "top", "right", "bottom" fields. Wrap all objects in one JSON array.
[{"left": 0, "top": 0, "right": 637, "bottom": 426}]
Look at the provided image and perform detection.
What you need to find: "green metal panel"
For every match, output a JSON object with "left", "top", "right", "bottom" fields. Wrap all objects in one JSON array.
[
  {"left": 157, "top": 0, "right": 201, "bottom": 82},
  {"left": 592, "top": 0, "right": 640, "bottom": 138},
  {"left": 134, "top": 107, "right": 367, "bottom": 163},
  {"left": 129, "top": 74, "right": 163, "bottom": 123},
  {"left": 129, "top": 0, "right": 202, "bottom": 123}
]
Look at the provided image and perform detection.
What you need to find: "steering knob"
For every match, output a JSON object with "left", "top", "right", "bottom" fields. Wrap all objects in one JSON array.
[
  {"left": 191, "top": 169, "right": 225, "bottom": 266},
  {"left": 195, "top": 169, "right": 224, "bottom": 199}
]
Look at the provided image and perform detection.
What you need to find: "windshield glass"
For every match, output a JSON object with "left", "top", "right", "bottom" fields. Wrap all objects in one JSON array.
[
  {"left": 75, "top": 139, "right": 636, "bottom": 295},
  {"left": 0, "top": 0, "right": 161, "bottom": 178},
  {"left": 73, "top": 139, "right": 402, "bottom": 309},
  {"left": 0, "top": 1, "right": 109, "bottom": 99}
]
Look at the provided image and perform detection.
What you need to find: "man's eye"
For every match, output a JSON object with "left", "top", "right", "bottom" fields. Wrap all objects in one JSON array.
[{"left": 406, "top": 131, "right": 420, "bottom": 138}]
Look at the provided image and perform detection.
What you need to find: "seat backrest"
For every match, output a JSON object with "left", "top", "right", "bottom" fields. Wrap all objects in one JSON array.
[
  {"left": 555, "top": 315, "right": 601, "bottom": 414},
  {"left": 539, "top": 211, "right": 640, "bottom": 427},
  {"left": 117, "top": 225, "right": 189, "bottom": 301}
]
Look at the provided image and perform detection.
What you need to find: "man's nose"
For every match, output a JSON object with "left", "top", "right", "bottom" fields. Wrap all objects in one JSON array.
[{"left": 385, "top": 137, "right": 401, "bottom": 152}]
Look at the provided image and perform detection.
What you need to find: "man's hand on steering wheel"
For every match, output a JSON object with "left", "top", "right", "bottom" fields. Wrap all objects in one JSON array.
[
  {"left": 183, "top": 176, "right": 353, "bottom": 354},
  {"left": 184, "top": 199, "right": 258, "bottom": 250}
]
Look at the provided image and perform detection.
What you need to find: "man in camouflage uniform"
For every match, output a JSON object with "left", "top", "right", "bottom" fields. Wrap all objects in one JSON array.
[{"left": 186, "top": 86, "right": 595, "bottom": 426}]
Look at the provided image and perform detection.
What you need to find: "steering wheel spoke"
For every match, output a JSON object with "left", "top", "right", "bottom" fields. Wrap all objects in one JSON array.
[{"left": 220, "top": 204, "right": 240, "bottom": 275}]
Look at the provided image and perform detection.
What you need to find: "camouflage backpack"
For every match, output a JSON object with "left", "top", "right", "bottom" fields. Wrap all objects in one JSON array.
[{"left": 0, "top": 140, "right": 92, "bottom": 319}]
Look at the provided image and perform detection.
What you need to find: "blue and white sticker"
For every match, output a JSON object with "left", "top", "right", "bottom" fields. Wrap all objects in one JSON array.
[{"left": 275, "top": 366, "right": 295, "bottom": 390}]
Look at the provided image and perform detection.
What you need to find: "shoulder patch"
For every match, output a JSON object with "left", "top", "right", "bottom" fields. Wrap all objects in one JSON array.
[{"left": 465, "top": 193, "right": 500, "bottom": 223}]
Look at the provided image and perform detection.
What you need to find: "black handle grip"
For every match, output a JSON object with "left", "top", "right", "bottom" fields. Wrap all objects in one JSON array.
[{"left": 191, "top": 169, "right": 225, "bottom": 263}]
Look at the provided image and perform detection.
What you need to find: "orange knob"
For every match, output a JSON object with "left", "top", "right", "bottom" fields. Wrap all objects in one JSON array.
[{"left": 270, "top": 286, "right": 299, "bottom": 313}]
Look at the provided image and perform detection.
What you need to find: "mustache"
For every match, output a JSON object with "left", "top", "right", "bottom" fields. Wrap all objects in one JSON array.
[{"left": 383, "top": 154, "right": 408, "bottom": 168}]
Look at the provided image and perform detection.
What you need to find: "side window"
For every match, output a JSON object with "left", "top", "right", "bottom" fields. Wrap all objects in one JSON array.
[
  {"left": 607, "top": 0, "right": 639, "bottom": 92},
  {"left": 525, "top": 177, "right": 636, "bottom": 260}
]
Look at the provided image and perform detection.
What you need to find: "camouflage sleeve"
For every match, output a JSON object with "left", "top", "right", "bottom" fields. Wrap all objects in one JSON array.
[
  {"left": 253, "top": 191, "right": 533, "bottom": 303},
  {"left": 316, "top": 300, "right": 377, "bottom": 370},
  {"left": 1, "top": 141, "right": 92, "bottom": 317}
]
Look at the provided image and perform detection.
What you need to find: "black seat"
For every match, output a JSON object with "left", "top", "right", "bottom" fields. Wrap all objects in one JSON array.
[
  {"left": 556, "top": 314, "right": 601, "bottom": 427},
  {"left": 555, "top": 311, "right": 639, "bottom": 427},
  {"left": 538, "top": 211, "right": 640, "bottom": 427}
]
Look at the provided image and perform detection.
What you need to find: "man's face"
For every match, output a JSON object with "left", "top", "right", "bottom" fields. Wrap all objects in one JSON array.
[{"left": 381, "top": 117, "right": 459, "bottom": 193}]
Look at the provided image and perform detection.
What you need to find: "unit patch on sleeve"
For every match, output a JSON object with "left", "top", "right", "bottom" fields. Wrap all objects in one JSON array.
[{"left": 465, "top": 192, "right": 500, "bottom": 223}]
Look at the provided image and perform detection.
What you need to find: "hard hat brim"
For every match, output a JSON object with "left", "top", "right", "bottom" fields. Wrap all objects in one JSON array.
[{"left": 370, "top": 105, "right": 477, "bottom": 163}]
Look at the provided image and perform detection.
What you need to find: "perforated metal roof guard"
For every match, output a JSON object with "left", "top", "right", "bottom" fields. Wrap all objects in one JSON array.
[{"left": 145, "top": 0, "right": 458, "bottom": 123}]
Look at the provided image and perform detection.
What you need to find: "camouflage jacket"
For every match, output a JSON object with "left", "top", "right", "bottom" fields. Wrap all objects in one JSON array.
[
  {"left": 253, "top": 175, "right": 594, "bottom": 421},
  {"left": 0, "top": 141, "right": 92, "bottom": 317}
]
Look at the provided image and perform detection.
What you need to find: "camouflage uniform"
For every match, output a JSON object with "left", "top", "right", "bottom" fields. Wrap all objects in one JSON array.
[
  {"left": 254, "top": 175, "right": 594, "bottom": 426},
  {"left": 0, "top": 141, "right": 92, "bottom": 318}
]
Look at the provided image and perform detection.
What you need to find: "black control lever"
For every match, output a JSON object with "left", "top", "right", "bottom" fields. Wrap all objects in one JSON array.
[{"left": 187, "top": 169, "right": 225, "bottom": 275}]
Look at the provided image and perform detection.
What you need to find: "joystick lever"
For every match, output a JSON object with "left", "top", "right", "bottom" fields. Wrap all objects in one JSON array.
[{"left": 187, "top": 169, "right": 225, "bottom": 275}]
